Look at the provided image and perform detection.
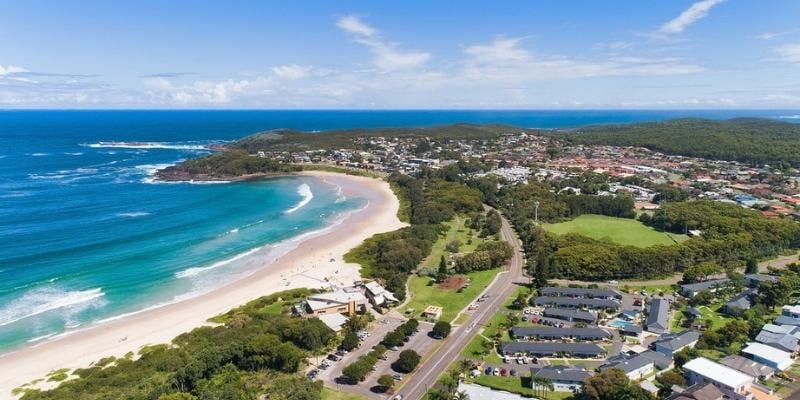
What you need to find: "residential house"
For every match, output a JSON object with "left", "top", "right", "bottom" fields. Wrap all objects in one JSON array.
[
  {"left": 533, "top": 296, "right": 620, "bottom": 311},
  {"left": 646, "top": 298, "right": 669, "bottom": 334},
  {"left": 665, "top": 383, "right": 725, "bottom": 400},
  {"left": 540, "top": 287, "right": 623, "bottom": 300},
  {"left": 724, "top": 290, "right": 756, "bottom": 315},
  {"left": 500, "top": 342, "right": 606, "bottom": 358},
  {"left": 756, "top": 325, "right": 799, "bottom": 353},
  {"left": 654, "top": 331, "right": 701, "bottom": 357},
  {"left": 600, "top": 353, "right": 654, "bottom": 380},
  {"left": 719, "top": 355, "right": 775, "bottom": 380},
  {"left": 530, "top": 366, "right": 593, "bottom": 392},
  {"left": 619, "top": 324, "right": 644, "bottom": 341},
  {"left": 679, "top": 279, "right": 731, "bottom": 298},
  {"left": 741, "top": 342, "right": 794, "bottom": 371},
  {"left": 543, "top": 308, "right": 597, "bottom": 323},
  {"left": 510, "top": 327, "right": 611, "bottom": 341},
  {"left": 744, "top": 274, "right": 777, "bottom": 288},
  {"left": 682, "top": 357, "right": 754, "bottom": 400}
]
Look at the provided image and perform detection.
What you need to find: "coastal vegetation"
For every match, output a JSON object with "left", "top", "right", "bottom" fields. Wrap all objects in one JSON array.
[
  {"left": 554, "top": 118, "right": 800, "bottom": 167},
  {"left": 18, "top": 289, "right": 331, "bottom": 400},
  {"left": 156, "top": 151, "right": 299, "bottom": 181},
  {"left": 227, "top": 124, "right": 514, "bottom": 153},
  {"left": 483, "top": 179, "right": 800, "bottom": 281}
]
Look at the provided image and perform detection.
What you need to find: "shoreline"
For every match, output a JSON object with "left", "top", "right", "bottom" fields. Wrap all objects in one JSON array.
[{"left": 0, "top": 171, "right": 406, "bottom": 398}]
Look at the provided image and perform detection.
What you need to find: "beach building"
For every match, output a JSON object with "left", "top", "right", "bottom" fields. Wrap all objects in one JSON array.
[
  {"left": 529, "top": 366, "right": 593, "bottom": 392},
  {"left": 302, "top": 289, "right": 368, "bottom": 316},
  {"left": 654, "top": 331, "right": 701, "bottom": 357},
  {"left": 719, "top": 355, "right": 775, "bottom": 380},
  {"left": 741, "top": 342, "right": 794, "bottom": 371},
  {"left": 682, "top": 357, "right": 754, "bottom": 400},
  {"left": 364, "top": 281, "right": 398, "bottom": 307},
  {"left": 317, "top": 313, "right": 348, "bottom": 332},
  {"left": 646, "top": 298, "right": 669, "bottom": 333},
  {"left": 422, "top": 305, "right": 443, "bottom": 320}
]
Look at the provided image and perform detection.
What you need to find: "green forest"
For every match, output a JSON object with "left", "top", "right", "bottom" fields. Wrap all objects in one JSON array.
[
  {"left": 552, "top": 118, "right": 800, "bottom": 167},
  {"left": 18, "top": 289, "right": 333, "bottom": 400},
  {"left": 157, "top": 151, "right": 300, "bottom": 180}
]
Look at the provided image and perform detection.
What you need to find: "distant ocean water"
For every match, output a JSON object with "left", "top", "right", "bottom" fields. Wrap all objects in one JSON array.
[{"left": 0, "top": 109, "right": 796, "bottom": 352}]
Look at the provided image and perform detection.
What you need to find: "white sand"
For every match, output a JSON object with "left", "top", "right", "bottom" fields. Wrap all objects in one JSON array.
[{"left": 0, "top": 171, "right": 405, "bottom": 398}]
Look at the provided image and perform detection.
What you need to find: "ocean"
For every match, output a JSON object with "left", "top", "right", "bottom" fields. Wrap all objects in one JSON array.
[{"left": 0, "top": 109, "right": 796, "bottom": 352}]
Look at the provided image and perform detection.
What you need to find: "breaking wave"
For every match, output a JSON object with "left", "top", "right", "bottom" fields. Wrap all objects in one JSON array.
[
  {"left": 0, "top": 287, "right": 105, "bottom": 327},
  {"left": 116, "top": 211, "right": 151, "bottom": 218},
  {"left": 175, "top": 247, "right": 263, "bottom": 278},
  {"left": 285, "top": 183, "right": 313, "bottom": 213},
  {"left": 85, "top": 142, "right": 210, "bottom": 150}
]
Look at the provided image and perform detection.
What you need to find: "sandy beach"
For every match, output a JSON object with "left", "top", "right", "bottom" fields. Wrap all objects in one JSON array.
[{"left": 0, "top": 171, "right": 405, "bottom": 398}]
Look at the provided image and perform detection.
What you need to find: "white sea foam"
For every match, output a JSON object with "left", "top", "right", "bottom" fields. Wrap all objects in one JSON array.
[
  {"left": 175, "top": 247, "right": 263, "bottom": 279},
  {"left": 26, "top": 152, "right": 51, "bottom": 157},
  {"left": 26, "top": 333, "right": 57, "bottom": 343},
  {"left": 85, "top": 142, "right": 209, "bottom": 150},
  {"left": 285, "top": 183, "right": 313, "bottom": 213},
  {"left": 64, "top": 152, "right": 84, "bottom": 156},
  {"left": 116, "top": 211, "right": 151, "bottom": 218},
  {"left": 0, "top": 287, "right": 105, "bottom": 327}
]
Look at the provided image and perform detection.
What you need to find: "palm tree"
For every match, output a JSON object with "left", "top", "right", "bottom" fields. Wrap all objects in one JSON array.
[
  {"left": 453, "top": 390, "right": 470, "bottom": 400},
  {"left": 458, "top": 358, "right": 473, "bottom": 375}
]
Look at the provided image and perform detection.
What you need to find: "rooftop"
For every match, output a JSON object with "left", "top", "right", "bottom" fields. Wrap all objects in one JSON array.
[
  {"left": 682, "top": 357, "right": 753, "bottom": 389},
  {"left": 543, "top": 307, "right": 597, "bottom": 322},
  {"left": 680, "top": 278, "right": 731, "bottom": 292},
  {"left": 511, "top": 326, "right": 610, "bottom": 339},
  {"left": 742, "top": 342, "right": 794, "bottom": 370},
  {"left": 540, "top": 287, "right": 622, "bottom": 298},
  {"left": 530, "top": 366, "right": 593, "bottom": 383},
  {"left": 718, "top": 355, "right": 775, "bottom": 378},
  {"left": 501, "top": 342, "right": 606, "bottom": 355},
  {"left": 655, "top": 330, "right": 701, "bottom": 350}
]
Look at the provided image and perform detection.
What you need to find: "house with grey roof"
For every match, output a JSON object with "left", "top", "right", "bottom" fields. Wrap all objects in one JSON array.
[
  {"left": 756, "top": 327, "right": 799, "bottom": 353},
  {"left": 654, "top": 331, "right": 701, "bottom": 357},
  {"left": 744, "top": 274, "right": 777, "bottom": 288},
  {"left": 543, "top": 307, "right": 597, "bottom": 323},
  {"left": 540, "top": 287, "right": 622, "bottom": 300},
  {"left": 646, "top": 298, "right": 669, "bottom": 334},
  {"left": 718, "top": 355, "right": 775, "bottom": 380},
  {"left": 530, "top": 366, "right": 593, "bottom": 392},
  {"left": 639, "top": 349, "right": 674, "bottom": 370},
  {"left": 534, "top": 296, "right": 620, "bottom": 310},
  {"left": 501, "top": 342, "right": 606, "bottom": 358},
  {"left": 679, "top": 278, "right": 731, "bottom": 298},
  {"left": 723, "top": 290, "right": 756, "bottom": 315},
  {"left": 619, "top": 324, "right": 644, "bottom": 340},
  {"left": 600, "top": 353, "right": 654, "bottom": 380},
  {"left": 511, "top": 326, "right": 610, "bottom": 341}
]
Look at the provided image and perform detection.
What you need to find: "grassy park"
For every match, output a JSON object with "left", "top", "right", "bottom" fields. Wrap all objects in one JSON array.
[
  {"left": 421, "top": 215, "right": 484, "bottom": 269},
  {"left": 543, "top": 214, "right": 688, "bottom": 247},
  {"left": 321, "top": 388, "right": 368, "bottom": 400},
  {"left": 405, "top": 268, "right": 498, "bottom": 323}
]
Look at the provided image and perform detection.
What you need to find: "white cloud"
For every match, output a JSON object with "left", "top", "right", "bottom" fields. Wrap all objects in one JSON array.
[
  {"left": 774, "top": 43, "right": 800, "bottom": 64},
  {"left": 659, "top": 0, "right": 725, "bottom": 34},
  {"left": 336, "top": 15, "right": 430, "bottom": 71},
  {"left": 464, "top": 37, "right": 530, "bottom": 64},
  {"left": 271, "top": 64, "right": 313, "bottom": 80},
  {"left": 0, "top": 65, "right": 28, "bottom": 75}
]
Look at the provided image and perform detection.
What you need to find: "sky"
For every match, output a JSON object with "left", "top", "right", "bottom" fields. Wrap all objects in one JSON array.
[{"left": 1, "top": 0, "right": 799, "bottom": 109}]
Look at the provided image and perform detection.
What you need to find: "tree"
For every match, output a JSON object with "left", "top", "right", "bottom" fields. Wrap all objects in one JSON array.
[
  {"left": 446, "top": 240, "right": 462, "bottom": 253},
  {"left": 673, "top": 347, "right": 699, "bottom": 368},
  {"left": 340, "top": 330, "right": 360, "bottom": 351},
  {"left": 579, "top": 368, "right": 633, "bottom": 400},
  {"left": 377, "top": 374, "right": 394, "bottom": 392},
  {"left": 394, "top": 350, "right": 421, "bottom": 373},
  {"left": 683, "top": 261, "right": 723, "bottom": 283},
  {"left": 655, "top": 369, "right": 685, "bottom": 388},
  {"left": 746, "top": 258, "right": 759, "bottom": 274},
  {"left": 432, "top": 321, "right": 452, "bottom": 339},
  {"left": 759, "top": 281, "right": 789, "bottom": 311}
]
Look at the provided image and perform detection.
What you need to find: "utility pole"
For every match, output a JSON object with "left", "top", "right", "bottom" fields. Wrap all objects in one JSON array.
[{"left": 534, "top": 201, "right": 540, "bottom": 224}]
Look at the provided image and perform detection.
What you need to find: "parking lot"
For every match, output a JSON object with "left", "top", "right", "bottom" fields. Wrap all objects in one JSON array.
[{"left": 314, "top": 312, "right": 441, "bottom": 399}]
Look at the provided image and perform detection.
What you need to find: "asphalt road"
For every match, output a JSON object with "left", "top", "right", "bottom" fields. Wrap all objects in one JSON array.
[{"left": 398, "top": 206, "right": 526, "bottom": 400}]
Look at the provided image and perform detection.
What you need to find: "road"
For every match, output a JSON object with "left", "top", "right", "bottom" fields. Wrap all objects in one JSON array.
[{"left": 398, "top": 206, "right": 527, "bottom": 400}]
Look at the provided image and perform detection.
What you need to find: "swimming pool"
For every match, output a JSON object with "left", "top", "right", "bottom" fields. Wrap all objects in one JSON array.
[{"left": 609, "top": 318, "right": 635, "bottom": 328}]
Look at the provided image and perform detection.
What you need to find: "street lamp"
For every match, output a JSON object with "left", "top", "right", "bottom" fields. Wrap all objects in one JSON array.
[{"left": 533, "top": 201, "right": 540, "bottom": 224}]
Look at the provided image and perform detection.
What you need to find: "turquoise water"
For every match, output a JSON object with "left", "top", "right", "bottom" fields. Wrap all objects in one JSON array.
[{"left": 1, "top": 109, "right": 796, "bottom": 352}]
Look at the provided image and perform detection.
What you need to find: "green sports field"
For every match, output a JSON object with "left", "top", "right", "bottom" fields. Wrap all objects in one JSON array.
[{"left": 543, "top": 214, "right": 688, "bottom": 248}]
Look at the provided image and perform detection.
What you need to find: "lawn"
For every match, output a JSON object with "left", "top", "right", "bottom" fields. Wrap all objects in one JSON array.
[
  {"left": 543, "top": 214, "right": 688, "bottom": 248},
  {"left": 473, "top": 375, "right": 572, "bottom": 399},
  {"left": 421, "top": 215, "right": 485, "bottom": 270},
  {"left": 321, "top": 388, "right": 368, "bottom": 400},
  {"left": 405, "top": 268, "right": 499, "bottom": 323}
]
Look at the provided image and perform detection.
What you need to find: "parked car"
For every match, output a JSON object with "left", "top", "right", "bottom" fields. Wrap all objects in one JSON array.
[
  {"left": 510, "top": 369, "right": 517, "bottom": 376},
  {"left": 500, "top": 368, "right": 507, "bottom": 376}
]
